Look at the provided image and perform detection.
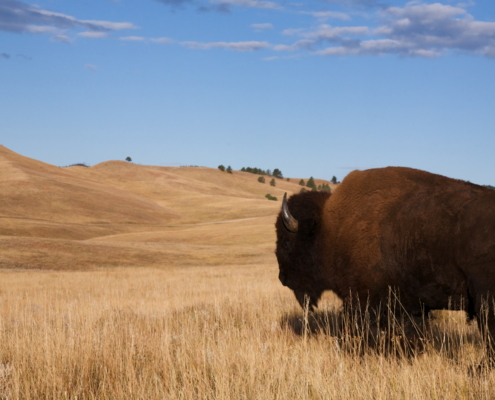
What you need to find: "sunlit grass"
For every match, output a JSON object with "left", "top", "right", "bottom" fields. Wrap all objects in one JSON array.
[{"left": 0, "top": 265, "right": 494, "bottom": 399}]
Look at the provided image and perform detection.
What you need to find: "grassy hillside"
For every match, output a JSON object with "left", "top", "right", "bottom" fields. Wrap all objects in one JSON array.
[{"left": 0, "top": 145, "right": 334, "bottom": 270}]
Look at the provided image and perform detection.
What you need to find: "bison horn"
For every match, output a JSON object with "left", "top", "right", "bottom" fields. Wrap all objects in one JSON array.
[{"left": 282, "top": 193, "right": 298, "bottom": 233}]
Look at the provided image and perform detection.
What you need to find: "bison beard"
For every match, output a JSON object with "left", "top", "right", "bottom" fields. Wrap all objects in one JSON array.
[{"left": 275, "top": 167, "right": 495, "bottom": 365}]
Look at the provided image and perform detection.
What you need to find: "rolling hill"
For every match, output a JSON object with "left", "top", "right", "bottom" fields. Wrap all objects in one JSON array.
[{"left": 0, "top": 145, "right": 336, "bottom": 270}]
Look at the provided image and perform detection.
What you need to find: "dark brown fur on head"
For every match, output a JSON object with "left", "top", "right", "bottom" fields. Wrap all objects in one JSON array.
[{"left": 275, "top": 191, "right": 331, "bottom": 311}]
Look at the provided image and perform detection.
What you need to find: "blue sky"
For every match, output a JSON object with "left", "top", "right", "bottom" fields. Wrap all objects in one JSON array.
[{"left": 1, "top": 0, "right": 494, "bottom": 184}]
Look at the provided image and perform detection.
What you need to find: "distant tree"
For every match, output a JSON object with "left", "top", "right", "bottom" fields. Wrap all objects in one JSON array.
[
  {"left": 286, "top": 178, "right": 290, "bottom": 182},
  {"left": 300, "top": 187, "right": 307, "bottom": 193},
  {"left": 272, "top": 168, "right": 283, "bottom": 179},
  {"left": 226, "top": 165, "right": 233, "bottom": 174},
  {"left": 258, "top": 176, "right": 265, "bottom": 183},
  {"left": 331, "top": 176, "right": 338, "bottom": 184},
  {"left": 265, "top": 194, "right": 278, "bottom": 201},
  {"left": 218, "top": 165, "right": 225, "bottom": 172},
  {"left": 306, "top": 176, "right": 316, "bottom": 190},
  {"left": 125, "top": 157, "right": 132, "bottom": 162},
  {"left": 270, "top": 178, "right": 276, "bottom": 187},
  {"left": 320, "top": 183, "right": 331, "bottom": 193},
  {"left": 242, "top": 167, "right": 268, "bottom": 176},
  {"left": 299, "top": 179, "right": 305, "bottom": 186}
]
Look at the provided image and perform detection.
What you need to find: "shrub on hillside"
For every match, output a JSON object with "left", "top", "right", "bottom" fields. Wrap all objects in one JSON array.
[
  {"left": 299, "top": 179, "right": 305, "bottom": 186},
  {"left": 319, "top": 183, "right": 331, "bottom": 193},
  {"left": 258, "top": 176, "right": 265, "bottom": 183},
  {"left": 265, "top": 194, "right": 278, "bottom": 201},
  {"left": 306, "top": 177, "right": 316, "bottom": 190},
  {"left": 226, "top": 166, "right": 233, "bottom": 174},
  {"left": 270, "top": 178, "right": 276, "bottom": 187},
  {"left": 331, "top": 176, "right": 338, "bottom": 184},
  {"left": 218, "top": 165, "right": 225, "bottom": 172}
]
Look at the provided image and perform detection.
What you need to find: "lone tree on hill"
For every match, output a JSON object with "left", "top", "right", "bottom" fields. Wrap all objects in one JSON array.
[
  {"left": 218, "top": 165, "right": 225, "bottom": 171},
  {"left": 299, "top": 179, "right": 305, "bottom": 186},
  {"left": 272, "top": 168, "right": 283, "bottom": 179},
  {"left": 331, "top": 176, "right": 338, "bottom": 184},
  {"left": 125, "top": 157, "right": 132, "bottom": 162},
  {"left": 226, "top": 166, "right": 233, "bottom": 174},
  {"left": 270, "top": 178, "right": 276, "bottom": 187},
  {"left": 258, "top": 176, "right": 265, "bottom": 183}
]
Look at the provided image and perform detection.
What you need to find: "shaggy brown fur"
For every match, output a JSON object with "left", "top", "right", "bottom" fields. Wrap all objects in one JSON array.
[{"left": 276, "top": 167, "right": 495, "bottom": 359}]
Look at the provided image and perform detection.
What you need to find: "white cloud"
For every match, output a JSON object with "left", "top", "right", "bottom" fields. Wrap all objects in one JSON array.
[
  {"left": 273, "top": 39, "right": 315, "bottom": 51},
  {"left": 119, "top": 36, "right": 146, "bottom": 41},
  {"left": 51, "top": 34, "right": 71, "bottom": 43},
  {"left": 78, "top": 31, "right": 109, "bottom": 38},
  {"left": 301, "top": 11, "right": 351, "bottom": 21},
  {"left": 150, "top": 37, "right": 174, "bottom": 44},
  {"left": 281, "top": 2, "right": 495, "bottom": 58},
  {"left": 80, "top": 20, "right": 135, "bottom": 31},
  {"left": 210, "top": 0, "right": 281, "bottom": 9},
  {"left": 304, "top": 24, "right": 370, "bottom": 39},
  {"left": 282, "top": 28, "right": 304, "bottom": 36},
  {"left": 251, "top": 23, "right": 274, "bottom": 31},
  {"left": 181, "top": 40, "right": 270, "bottom": 51},
  {"left": 0, "top": 0, "right": 136, "bottom": 37}
]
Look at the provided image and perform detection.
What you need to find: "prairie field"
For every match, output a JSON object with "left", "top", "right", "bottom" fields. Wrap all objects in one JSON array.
[
  {"left": 1, "top": 145, "right": 495, "bottom": 399},
  {"left": 1, "top": 266, "right": 495, "bottom": 399}
]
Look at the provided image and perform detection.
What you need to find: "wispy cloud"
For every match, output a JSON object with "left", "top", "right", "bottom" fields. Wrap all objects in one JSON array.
[
  {"left": 78, "top": 31, "right": 109, "bottom": 38},
  {"left": 1, "top": 52, "right": 10, "bottom": 59},
  {"left": 301, "top": 11, "right": 351, "bottom": 21},
  {"left": 211, "top": 0, "right": 281, "bottom": 10},
  {"left": 84, "top": 64, "right": 97, "bottom": 71},
  {"left": 181, "top": 40, "right": 270, "bottom": 51},
  {"left": 317, "top": 3, "right": 495, "bottom": 57},
  {"left": 276, "top": 2, "right": 495, "bottom": 58},
  {"left": 0, "top": 0, "right": 135, "bottom": 37},
  {"left": 119, "top": 36, "right": 146, "bottom": 41},
  {"left": 273, "top": 39, "right": 315, "bottom": 51},
  {"left": 51, "top": 34, "right": 71, "bottom": 43},
  {"left": 152, "top": 0, "right": 194, "bottom": 9},
  {"left": 153, "top": 0, "right": 281, "bottom": 12},
  {"left": 150, "top": 37, "right": 174, "bottom": 44},
  {"left": 319, "top": 0, "right": 384, "bottom": 8},
  {"left": 252, "top": 23, "right": 274, "bottom": 31}
]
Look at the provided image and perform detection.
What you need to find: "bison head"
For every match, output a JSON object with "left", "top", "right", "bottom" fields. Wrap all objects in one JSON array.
[{"left": 275, "top": 191, "right": 331, "bottom": 311}]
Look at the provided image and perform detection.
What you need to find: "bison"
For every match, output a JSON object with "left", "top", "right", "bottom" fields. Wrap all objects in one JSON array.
[{"left": 276, "top": 166, "right": 495, "bottom": 360}]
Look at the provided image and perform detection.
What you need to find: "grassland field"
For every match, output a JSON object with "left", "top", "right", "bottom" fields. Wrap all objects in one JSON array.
[{"left": 1, "top": 145, "right": 495, "bottom": 399}]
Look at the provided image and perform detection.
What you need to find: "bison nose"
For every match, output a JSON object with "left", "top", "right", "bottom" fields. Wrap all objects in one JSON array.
[{"left": 279, "top": 271, "right": 288, "bottom": 286}]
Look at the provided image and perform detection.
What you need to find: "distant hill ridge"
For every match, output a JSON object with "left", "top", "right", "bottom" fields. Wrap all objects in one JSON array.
[{"left": 0, "top": 145, "right": 335, "bottom": 270}]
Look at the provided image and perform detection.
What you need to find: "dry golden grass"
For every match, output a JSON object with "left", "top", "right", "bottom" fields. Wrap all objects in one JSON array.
[
  {"left": 1, "top": 266, "right": 494, "bottom": 400},
  {"left": 2, "top": 146, "right": 494, "bottom": 399},
  {"left": 0, "top": 145, "right": 318, "bottom": 271}
]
